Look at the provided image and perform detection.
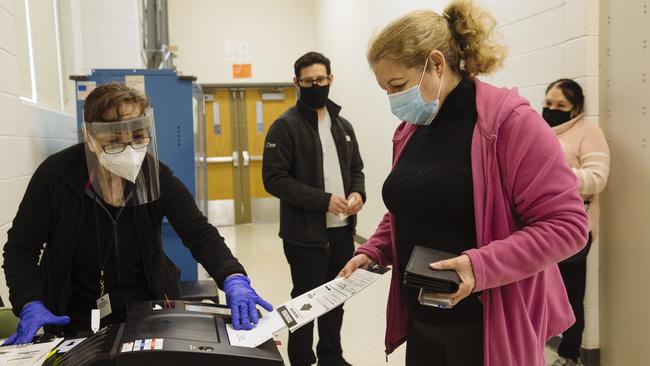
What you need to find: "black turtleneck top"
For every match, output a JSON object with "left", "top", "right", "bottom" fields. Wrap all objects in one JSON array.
[{"left": 382, "top": 78, "right": 482, "bottom": 325}]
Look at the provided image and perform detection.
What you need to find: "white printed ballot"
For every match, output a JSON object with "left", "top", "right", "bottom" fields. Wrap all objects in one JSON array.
[
  {"left": 0, "top": 337, "right": 63, "bottom": 366},
  {"left": 226, "top": 309, "right": 287, "bottom": 348},
  {"left": 277, "top": 266, "right": 389, "bottom": 332},
  {"left": 226, "top": 266, "right": 389, "bottom": 348}
]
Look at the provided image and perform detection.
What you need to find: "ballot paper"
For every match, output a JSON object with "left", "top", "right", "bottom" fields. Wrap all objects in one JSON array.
[
  {"left": 0, "top": 337, "right": 63, "bottom": 366},
  {"left": 226, "top": 309, "right": 287, "bottom": 348},
  {"left": 277, "top": 266, "right": 389, "bottom": 332},
  {"left": 225, "top": 266, "right": 389, "bottom": 348}
]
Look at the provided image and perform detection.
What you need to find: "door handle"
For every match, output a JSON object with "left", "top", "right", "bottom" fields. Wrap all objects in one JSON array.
[
  {"left": 205, "top": 156, "right": 234, "bottom": 164},
  {"left": 232, "top": 151, "right": 239, "bottom": 167},
  {"left": 242, "top": 151, "right": 250, "bottom": 167}
]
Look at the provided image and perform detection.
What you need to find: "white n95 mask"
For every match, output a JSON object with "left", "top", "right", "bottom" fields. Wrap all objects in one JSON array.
[{"left": 97, "top": 146, "right": 148, "bottom": 183}]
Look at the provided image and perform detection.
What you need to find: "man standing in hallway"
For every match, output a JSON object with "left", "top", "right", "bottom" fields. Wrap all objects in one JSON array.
[{"left": 262, "top": 51, "right": 365, "bottom": 366}]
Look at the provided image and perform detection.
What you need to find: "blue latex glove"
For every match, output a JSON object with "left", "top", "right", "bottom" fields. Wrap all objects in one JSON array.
[
  {"left": 224, "top": 275, "right": 273, "bottom": 330},
  {"left": 3, "top": 301, "right": 70, "bottom": 345}
]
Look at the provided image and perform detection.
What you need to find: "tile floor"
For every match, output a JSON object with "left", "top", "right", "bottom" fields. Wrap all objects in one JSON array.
[{"left": 200, "top": 222, "right": 560, "bottom": 366}]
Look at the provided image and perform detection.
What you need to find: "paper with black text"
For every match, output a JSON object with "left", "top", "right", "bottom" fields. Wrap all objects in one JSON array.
[
  {"left": 226, "top": 310, "right": 286, "bottom": 348},
  {"left": 0, "top": 337, "right": 63, "bottom": 366},
  {"left": 276, "top": 266, "right": 389, "bottom": 332}
]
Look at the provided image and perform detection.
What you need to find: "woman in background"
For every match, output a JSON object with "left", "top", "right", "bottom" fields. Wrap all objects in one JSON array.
[{"left": 544, "top": 79, "right": 610, "bottom": 366}]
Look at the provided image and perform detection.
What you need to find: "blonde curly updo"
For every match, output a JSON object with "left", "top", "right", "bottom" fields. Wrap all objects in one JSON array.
[{"left": 367, "top": 0, "right": 508, "bottom": 77}]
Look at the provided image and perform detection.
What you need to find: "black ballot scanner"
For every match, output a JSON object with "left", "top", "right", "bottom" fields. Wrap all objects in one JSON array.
[{"left": 53, "top": 300, "right": 284, "bottom": 366}]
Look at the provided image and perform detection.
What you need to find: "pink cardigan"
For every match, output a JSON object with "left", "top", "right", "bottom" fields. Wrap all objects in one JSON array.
[{"left": 355, "top": 79, "right": 589, "bottom": 366}]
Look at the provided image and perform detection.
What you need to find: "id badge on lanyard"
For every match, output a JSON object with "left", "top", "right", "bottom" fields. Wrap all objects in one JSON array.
[
  {"left": 88, "top": 189, "right": 124, "bottom": 322},
  {"left": 96, "top": 270, "right": 113, "bottom": 319}
]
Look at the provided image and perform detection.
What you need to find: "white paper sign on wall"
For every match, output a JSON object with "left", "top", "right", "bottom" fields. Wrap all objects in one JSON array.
[{"left": 224, "top": 41, "right": 251, "bottom": 62}]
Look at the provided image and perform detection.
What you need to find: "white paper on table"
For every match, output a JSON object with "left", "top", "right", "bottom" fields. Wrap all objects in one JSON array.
[
  {"left": 0, "top": 337, "right": 63, "bottom": 366},
  {"left": 277, "top": 267, "right": 388, "bottom": 333},
  {"left": 226, "top": 310, "right": 287, "bottom": 348}
]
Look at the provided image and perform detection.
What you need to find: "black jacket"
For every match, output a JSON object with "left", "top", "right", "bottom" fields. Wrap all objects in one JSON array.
[
  {"left": 2, "top": 143, "right": 245, "bottom": 318},
  {"left": 262, "top": 100, "right": 365, "bottom": 247}
]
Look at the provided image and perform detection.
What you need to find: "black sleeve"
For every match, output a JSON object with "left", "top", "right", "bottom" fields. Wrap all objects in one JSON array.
[
  {"left": 3, "top": 162, "right": 51, "bottom": 316},
  {"left": 262, "top": 119, "right": 331, "bottom": 211},
  {"left": 346, "top": 123, "right": 366, "bottom": 203},
  {"left": 160, "top": 165, "right": 246, "bottom": 289}
]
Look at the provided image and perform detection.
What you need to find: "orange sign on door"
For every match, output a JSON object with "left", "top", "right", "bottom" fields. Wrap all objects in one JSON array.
[{"left": 232, "top": 64, "right": 252, "bottom": 79}]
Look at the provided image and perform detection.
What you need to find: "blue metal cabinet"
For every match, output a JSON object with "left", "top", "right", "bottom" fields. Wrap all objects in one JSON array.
[{"left": 73, "top": 69, "right": 207, "bottom": 281}]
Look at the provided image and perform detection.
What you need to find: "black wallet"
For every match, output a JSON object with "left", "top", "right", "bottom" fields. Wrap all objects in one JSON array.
[{"left": 403, "top": 246, "right": 461, "bottom": 294}]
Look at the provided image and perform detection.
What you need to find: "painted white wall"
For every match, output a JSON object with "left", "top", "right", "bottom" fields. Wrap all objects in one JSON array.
[
  {"left": 167, "top": 0, "right": 317, "bottom": 84},
  {"left": 0, "top": 0, "right": 141, "bottom": 307},
  {"left": 0, "top": 0, "right": 77, "bottom": 307},
  {"left": 78, "top": 0, "right": 143, "bottom": 72},
  {"left": 316, "top": 0, "right": 600, "bottom": 352},
  {"left": 483, "top": 0, "right": 600, "bottom": 351},
  {"left": 315, "top": 0, "right": 448, "bottom": 241},
  {"left": 59, "top": 0, "right": 144, "bottom": 113},
  {"left": 59, "top": 0, "right": 86, "bottom": 113}
]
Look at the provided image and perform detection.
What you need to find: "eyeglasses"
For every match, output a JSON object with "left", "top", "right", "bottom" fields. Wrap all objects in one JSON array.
[
  {"left": 298, "top": 75, "right": 332, "bottom": 88},
  {"left": 102, "top": 136, "right": 151, "bottom": 154}
]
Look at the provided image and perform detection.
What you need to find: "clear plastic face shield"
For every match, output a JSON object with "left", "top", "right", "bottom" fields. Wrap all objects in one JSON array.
[{"left": 83, "top": 108, "right": 160, "bottom": 206}]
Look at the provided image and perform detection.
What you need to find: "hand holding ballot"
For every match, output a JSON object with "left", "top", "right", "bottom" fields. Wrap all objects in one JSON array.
[
  {"left": 226, "top": 266, "right": 389, "bottom": 348},
  {"left": 276, "top": 265, "right": 389, "bottom": 333},
  {"left": 338, "top": 253, "right": 376, "bottom": 278}
]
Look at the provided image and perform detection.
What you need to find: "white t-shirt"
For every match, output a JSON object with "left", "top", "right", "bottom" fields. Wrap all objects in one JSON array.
[{"left": 318, "top": 111, "right": 348, "bottom": 228}]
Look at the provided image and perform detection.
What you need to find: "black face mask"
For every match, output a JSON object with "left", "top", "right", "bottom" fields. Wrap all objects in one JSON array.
[
  {"left": 542, "top": 108, "right": 572, "bottom": 127},
  {"left": 299, "top": 85, "right": 330, "bottom": 109}
]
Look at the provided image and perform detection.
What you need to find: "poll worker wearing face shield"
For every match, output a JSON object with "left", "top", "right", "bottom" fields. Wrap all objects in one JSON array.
[
  {"left": 2, "top": 83, "right": 272, "bottom": 345},
  {"left": 542, "top": 79, "right": 610, "bottom": 366},
  {"left": 262, "top": 52, "right": 365, "bottom": 366},
  {"left": 338, "top": 1, "right": 589, "bottom": 365}
]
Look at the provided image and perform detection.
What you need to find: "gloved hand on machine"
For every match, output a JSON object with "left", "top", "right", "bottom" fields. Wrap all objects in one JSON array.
[
  {"left": 1, "top": 276, "right": 272, "bottom": 344},
  {"left": 3, "top": 301, "right": 70, "bottom": 345},
  {"left": 224, "top": 274, "right": 273, "bottom": 330}
]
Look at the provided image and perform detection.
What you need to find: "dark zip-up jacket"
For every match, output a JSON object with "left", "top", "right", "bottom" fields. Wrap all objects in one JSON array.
[
  {"left": 3, "top": 143, "right": 245, "bottom": 319},
  {"left": 262, "top": 99, "right": 365, "bottom": 247}
]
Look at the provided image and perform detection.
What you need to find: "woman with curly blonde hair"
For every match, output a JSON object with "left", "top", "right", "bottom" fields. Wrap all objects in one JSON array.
[{"left": 340, "top": 1, "right": 588, "bottom": 365}]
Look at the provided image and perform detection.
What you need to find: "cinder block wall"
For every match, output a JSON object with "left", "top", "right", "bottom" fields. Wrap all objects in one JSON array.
[
  {"left": 483, "top": 0, "right": 601, "bottom": 351},
  {"left": 0, "top": 0, "right": 77, "bottom": 306}
]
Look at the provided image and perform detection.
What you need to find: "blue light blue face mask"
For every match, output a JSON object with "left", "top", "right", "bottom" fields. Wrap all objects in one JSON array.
[{"left": 388, "top": 57, "right": 443, "bottom": 126}]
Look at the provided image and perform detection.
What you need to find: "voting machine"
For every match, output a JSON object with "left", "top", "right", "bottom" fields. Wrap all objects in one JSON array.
[{"left": 51, "top": 300, "right": 283, "bottom": 366}]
